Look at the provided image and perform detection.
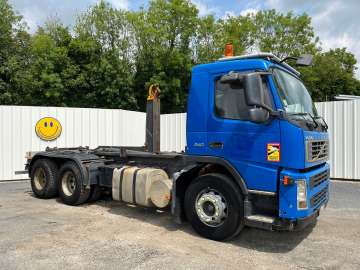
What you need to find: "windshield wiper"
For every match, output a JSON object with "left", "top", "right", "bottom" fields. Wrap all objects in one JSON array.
[
  {"left": 292, "top": 112, "right": 329, "bottom": 131},
  {"left": 314, "top": 115, "right": 328, "bottom": 131},
  {"left": 291, "top": 112, "right": 319, "bottom": 129}
]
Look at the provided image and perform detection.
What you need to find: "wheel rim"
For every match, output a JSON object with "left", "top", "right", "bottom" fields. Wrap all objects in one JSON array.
[
  {"left": 61, "top": 171, "right": 76, "bottom": 196},
  {"left": 195, "top": 189, "right": 228, "bottom": 227},
  {"left": 34, "top": 167, "right": 46, "bottom": 190}
]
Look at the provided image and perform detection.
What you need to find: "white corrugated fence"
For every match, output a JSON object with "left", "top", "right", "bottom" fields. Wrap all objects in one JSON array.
[
  {"left": 316, "top": 100, "right": 360, "bottom": 180},
  {"left": 0, "top": 106, "right": 146, "bottom": 180},
  {"left": 0, "top": 101, "right": 359, "bottom": 181}
]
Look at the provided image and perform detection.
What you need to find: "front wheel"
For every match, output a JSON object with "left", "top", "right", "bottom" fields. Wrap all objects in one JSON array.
[{"left": 184, "top": 173, "right": 244, "bottom": 241}]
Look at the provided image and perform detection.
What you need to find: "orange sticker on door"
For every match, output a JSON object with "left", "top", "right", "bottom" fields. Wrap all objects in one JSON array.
[{"left": 267, "top": 143, "right": 280, "bottom": 162}]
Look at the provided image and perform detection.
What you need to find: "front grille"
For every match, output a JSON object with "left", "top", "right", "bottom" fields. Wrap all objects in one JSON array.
[
  {"left": 306, "top": 140, "right": 329, "bottom": 162},
  {"left": 310, "top": 187, "right": 328, "bottom": 208},
  {"left": 310, "top": 170, "right": 329, "bottom": 190}
]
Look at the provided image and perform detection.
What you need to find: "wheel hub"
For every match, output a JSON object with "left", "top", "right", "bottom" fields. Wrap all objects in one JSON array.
[
  {"left": 34, "top": 168, "right": 46, "bottom": 190},
  {"left": 62, "top": 172, "right": 76, "bottom": 196},
  {"left": 195, "top": 190, "right": 227, "bottom": 226}
]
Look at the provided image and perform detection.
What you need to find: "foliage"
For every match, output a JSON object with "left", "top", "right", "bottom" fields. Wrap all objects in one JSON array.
[
  {"left": 74, "top": 1, "right": 138, "bottom": 109},
  {"left": 130, "top": 0, "right": 198, "bottom": 113},
  {"left": 0, "top": 0, "right": 359, "bottom": 112},
  {"left": 0, "top": 0, "right": 31, "bottom": 104},
  {"left": 193, "top": 15, "right": 221, "bottom": 63},
  {"left": 301, "top": 48, "right": 360, "bottom": 101},
  {"left": 253, "top": 10, "right": 319, "bottom": 58}
]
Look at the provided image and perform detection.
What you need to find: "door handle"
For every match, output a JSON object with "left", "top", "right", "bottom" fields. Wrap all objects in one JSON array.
[{"left": 209, "top": 142, "right": 224, "bottom": 149}]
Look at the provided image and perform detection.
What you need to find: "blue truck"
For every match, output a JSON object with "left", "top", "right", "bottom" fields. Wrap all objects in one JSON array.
[{"left": 24, "top": 49, "right": 330, "bottom": 241}]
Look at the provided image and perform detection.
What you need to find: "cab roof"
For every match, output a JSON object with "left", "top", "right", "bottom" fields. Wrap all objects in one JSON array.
[{"left": 193, "top": 52, "right": 300, "bottom": 77}]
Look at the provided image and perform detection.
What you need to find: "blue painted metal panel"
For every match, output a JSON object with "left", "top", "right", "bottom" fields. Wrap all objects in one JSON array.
[
  {"left": 190, "top": 61, "right": 282, "bottom": 192},
  {"left": 279, "top": 120, "right": 306, "bottom": 169},
  {"left": 206, "top": 71, "right": 281, "bottom": 191},
  {"left": 279, "top": 163, "right": 330, "bottom": 219},
  {"left": 186, "top": 71, "right": 209, "bottom": 133},
  {"left": 192, "top": 59, "right": 270, "bottom": 74},
  {"left": 186, "top": 71, "right": 209, "bottom": 155}
]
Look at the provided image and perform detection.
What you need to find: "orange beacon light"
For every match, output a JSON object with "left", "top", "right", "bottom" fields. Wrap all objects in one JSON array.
[{"left": 224, "top": 43, "right": 234, "bottom": 57}]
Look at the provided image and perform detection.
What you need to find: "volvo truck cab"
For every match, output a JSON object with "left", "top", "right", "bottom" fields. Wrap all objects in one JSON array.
[{"left": 186, "top": 52, "right": 329, "bottom": 231}]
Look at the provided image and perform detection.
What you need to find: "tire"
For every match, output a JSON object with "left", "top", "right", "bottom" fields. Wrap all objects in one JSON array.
[
  {"left": 184, "top": 173, "right": 244, "bottom": 241},
  {"left": 58, "top": 161, "right": 90, "bottom": 206},
  {"left": 88, "top": 185, "right": 102, "bottom": 203},
  {"left": 30, "top": 159, "right": 58, "bottom": 199}
]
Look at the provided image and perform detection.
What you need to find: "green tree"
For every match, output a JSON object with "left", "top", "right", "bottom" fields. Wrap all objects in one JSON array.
[
  {"left": 193, "top": 15, "right": 221, "bottom": 63},
  {"left": 194, "top": 14, "right": 255, "bottom": 64},
  {"left": 74, "top": 1, "right": 138, "bottom": 109},
  {"left": 301, "top": 48, "right": 360, "bottom": 101},
  {"left": 131, "top": 0, "right": 198, "bottom": 113},
  {"left": 0, "top": 0, "right": 31, "bottom": 104},
  {"left": 26, "top": 23, "right": 79, "bottom": 106},
  {"left": 217, "top": 14, "right": 255, "bottom": 56},
  {"left": 254, "top": 10, "right": 319, "bottom": 58}
]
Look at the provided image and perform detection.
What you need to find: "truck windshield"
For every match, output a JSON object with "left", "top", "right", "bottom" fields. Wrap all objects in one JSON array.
[{"left": 273, "top": 68, "right": 317, "bottom": 116}]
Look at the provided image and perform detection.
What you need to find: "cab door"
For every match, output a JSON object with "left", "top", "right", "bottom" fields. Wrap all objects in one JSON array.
[{"left": 206, "top": 73, "right": 281, "bottom": 192}]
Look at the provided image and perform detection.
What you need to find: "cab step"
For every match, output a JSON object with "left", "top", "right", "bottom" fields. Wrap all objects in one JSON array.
[{"left": 245, "top": 214, "right": 276, "bottom": 231}]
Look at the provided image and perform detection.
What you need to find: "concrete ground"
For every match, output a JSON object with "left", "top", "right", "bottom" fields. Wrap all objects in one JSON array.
[{"left": 0, "top": 180, "right": 359, "bottom": 270}]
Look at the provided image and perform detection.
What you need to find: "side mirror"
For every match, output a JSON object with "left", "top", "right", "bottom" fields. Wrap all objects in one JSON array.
[
  {"left": 244, "top": 73, "right": 272, "bottom": 110},
  {"left": 244, "top": 73, "right": 271, "bottom": 123},
  {"left": 249, "top": 107, "right": 269, "bottom": 123},
  {"left": 296, "top": 54, "right": 313, "bottom": 66}
]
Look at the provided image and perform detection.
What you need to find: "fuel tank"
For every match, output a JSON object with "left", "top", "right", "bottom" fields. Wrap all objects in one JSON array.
[{"left": 112, "top": 166, "right": 172, "bottom": 208}]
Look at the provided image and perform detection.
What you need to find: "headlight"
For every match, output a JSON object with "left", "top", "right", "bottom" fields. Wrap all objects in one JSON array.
[{"left": 297, "top": 179, "right": 308, "bottom": 209}]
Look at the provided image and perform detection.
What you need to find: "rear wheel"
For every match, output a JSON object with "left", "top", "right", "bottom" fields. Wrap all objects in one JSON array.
[
  {"left": 58, "top": 162, "right": 90, "bottom": 205},
  {"left": 30, "top": 159, "right": 58, "bottom": 199},
  {"left": 184, "top": 173, "right": 244, "bottom": 241}
]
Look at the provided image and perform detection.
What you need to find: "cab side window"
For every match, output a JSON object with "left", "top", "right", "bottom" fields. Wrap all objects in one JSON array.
[{"left": 215, "top": 76, "right": 273, "bottom": 120}]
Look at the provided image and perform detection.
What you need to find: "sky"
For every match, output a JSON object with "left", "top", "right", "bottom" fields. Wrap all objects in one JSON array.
[{"left": 9, "top": 0, "right": 360, "bottom": 77}]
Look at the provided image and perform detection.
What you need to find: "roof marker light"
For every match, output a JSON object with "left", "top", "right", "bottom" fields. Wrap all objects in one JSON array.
[{"left": 224, "top": 43, "right": 234, "bottom": 57}]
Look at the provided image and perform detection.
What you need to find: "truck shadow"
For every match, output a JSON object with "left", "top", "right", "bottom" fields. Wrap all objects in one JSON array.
[
  {"left": 229, "top": 224, "right": 314, "bottom": 253},
  {"left": 93, "top": 196, "right": 313, "bottom": 254}
]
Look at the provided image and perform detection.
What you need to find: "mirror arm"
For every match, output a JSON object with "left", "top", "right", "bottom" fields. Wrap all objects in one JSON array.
[
  {"left": 269, "top": 109, "right": 285, "bottom": 118},
  {"left": 251, "top": 105, "right": 283, "bottom": 120},
  {"left": 280, "top": 56, "right": 298, "bottom": 63}
]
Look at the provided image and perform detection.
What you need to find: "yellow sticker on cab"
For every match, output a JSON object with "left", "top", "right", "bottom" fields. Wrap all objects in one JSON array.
[{"left": 267, "top": 143, "right": 280, "bottom": 162}]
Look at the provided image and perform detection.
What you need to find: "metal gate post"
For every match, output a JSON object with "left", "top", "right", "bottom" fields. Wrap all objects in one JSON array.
[{"left": 146, "top": 85, "right": 161, "bottom": 153}]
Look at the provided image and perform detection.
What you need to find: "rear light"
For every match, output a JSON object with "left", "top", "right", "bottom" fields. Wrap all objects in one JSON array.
[{"left": 297, "top": 179, "right": 308, "bottom": 209}]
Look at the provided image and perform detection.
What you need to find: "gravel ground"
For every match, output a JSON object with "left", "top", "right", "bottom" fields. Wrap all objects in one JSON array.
[{"left": 0, "top": 180, "right": 359, "bottom": 270}]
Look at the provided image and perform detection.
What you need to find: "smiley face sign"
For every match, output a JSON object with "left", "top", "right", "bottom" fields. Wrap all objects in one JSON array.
[{"left": 35, "top": 117, "right": 62, "bottom": 141}]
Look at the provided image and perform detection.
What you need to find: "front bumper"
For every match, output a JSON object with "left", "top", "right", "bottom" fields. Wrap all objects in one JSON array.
[
  {"left": 294, "top": 208, "right": 320, "bottom": 231},
  {"left": 279, "top": 163, "right": 330, "bottom": 220},
  {"left": 273, "top": 208, "right": 321, "bottom": 231}
]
